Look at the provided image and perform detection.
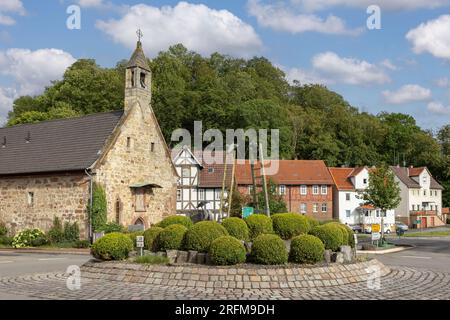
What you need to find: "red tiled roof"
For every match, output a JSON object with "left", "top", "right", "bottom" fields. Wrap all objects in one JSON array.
[
  {"left": 408, "top": 167, "right": 425, "bottom": 176},
  {"left": 235, "top": 160, "right": 333, "bottom": 185},
  {"left": 358, "top": 204, "right": 375, "bottom": 210},
  {"left": 328, "top": 167, "right": 355, "bottom": 190}
]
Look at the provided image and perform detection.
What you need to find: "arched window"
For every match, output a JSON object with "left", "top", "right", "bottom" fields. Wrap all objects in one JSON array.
[{"left": 134, "top": 217, "right": 145, "bottom": 226}]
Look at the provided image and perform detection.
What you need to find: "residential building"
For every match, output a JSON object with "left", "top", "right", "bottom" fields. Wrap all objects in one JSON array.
[
  {"left": 0, "top": 40, "right": 178, "bottom": 238},
  {"left": 391, "top": 166, "right": 445, "bottom": 228}
]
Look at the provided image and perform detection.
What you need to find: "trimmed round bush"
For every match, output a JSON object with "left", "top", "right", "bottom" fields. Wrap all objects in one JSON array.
[
  {"left": 325, "top": 222, "right": 354, "bottom": 247},
  {"left": 155, "top": 224, "right": 187, "bottom": 251},
  {"left": 245, "top": 214, "right": 273, "bottom": 240},
  {"left": 250, "top": 234, "right": 288, "bottom": 265},
  {"left": 184, "top": 221, "right": 229, "bottom": 253},
  {"left": 289, "top": 234, "right": 325, "bottom": 264},
  {"left": 221, "top": 217, "right": 249, "bottom": 241},
  {"left": 309, "top": 224, "right": 345, "bottom": 251},
  {"left": 304, "top": 215, "right": 319, "bottom": 229},
  {"left": 91, "top": 232, "right": 133, "bottom": 260},
  {"left": 209, "top": 236, "right": 246, "bottom": 265},
  {"left": 272, "top": 213, "right": 310, "bottom": 240},
  {"left": 143, "top": 227, "right": 164, "bottom": 251},
  {"left": 157, "top": 215, "right": 193, "bottom": 229}
]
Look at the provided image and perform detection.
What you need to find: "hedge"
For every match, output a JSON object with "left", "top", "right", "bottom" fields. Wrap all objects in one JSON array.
[
  {"left": 221, "top": 217, "right": 249, "bottom": 241},
  {"left": 143, "top": 227, "right": 164, "bottom": 251},
  {"left": 156, "top": 215, "right": 193, "bottom": 229},
  {"left": 309, "top": 224, "right": 345, "bottom": 251},
  {"left": 12, "top": 229, "right": 47, "bottom": 248},
  {"left": 155, "top": 224, "right": 188, "bottom": 251},
  {"left": 250, "top": 234, "right": 288, "bottom": 265},
  {"left": 272, "top": 213, "right": 310, "bottom": 239},
  {"left": 209, "top": 236, "right": 246, "bottom": 265},
  {"left": 91, "top": 232, "right": 133, "bottom": 260},
  {"left": 245, "top": 214, "right": 273, "bottom": 240},
  {"left": 184, "top": 221, "right": 228, "bottom": 253},
  {"left": 289, "top": 234, "right": 325, "bottom": 264}
]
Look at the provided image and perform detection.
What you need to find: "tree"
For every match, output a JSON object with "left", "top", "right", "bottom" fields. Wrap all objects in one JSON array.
[
  {"left": 89, "top": 183, "right": 107, "bottom": 233},
  {"left": 361, "top": 165, "right": 401, "bottom": 242},
  {"left": 250, "top": 179, "right": 287, "bottom": 214}
]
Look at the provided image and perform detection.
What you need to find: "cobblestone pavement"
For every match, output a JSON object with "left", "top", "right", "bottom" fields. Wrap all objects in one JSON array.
[{"left": 0, "top": 266, "right": 449, "bottom": 300}]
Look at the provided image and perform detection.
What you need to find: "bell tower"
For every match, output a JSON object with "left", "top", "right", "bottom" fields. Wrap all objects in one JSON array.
[{"left": 125, "top": 29, "right": 152, "bottom": 113}]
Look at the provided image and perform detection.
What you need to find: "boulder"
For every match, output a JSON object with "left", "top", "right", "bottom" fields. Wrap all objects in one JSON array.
[
  {"left": 205, "top": 253, "right": 212, "bottom": 265},
  {"left": 166, "top": 250, "right": 178, "bottom": 264},
  {"left": 176, "top": 251, "right": 189, "bottom": 264},
  {"left": 324, "top": 250, "right": 332, "bottom": 263},
  {"left": 156, "top": 251, "right": 167, "bottom": 257},
  {"left": 340, "top": 245, "right": 353, "bottom": 263},
  {"left": 196, "top": 252, "right": 206, "bottom": 264},
  {"left": 187, "top": 250, "right": 198, "bottom": 263},
  {"left": 331, "top": 252, "right": 344, "bottom": 264}
]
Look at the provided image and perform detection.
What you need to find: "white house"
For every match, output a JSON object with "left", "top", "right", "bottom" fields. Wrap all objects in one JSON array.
[
  {"left": 390, "top": 166, "right": 445, "bottom": 228},
  {"left": 172, "top": 146, "right": 230, "bottom": 215},
  {"left": 329, "top": 167, "right": 395, "bottom": 230}
]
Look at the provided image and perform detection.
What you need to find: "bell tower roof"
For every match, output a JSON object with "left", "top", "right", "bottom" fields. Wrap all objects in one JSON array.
[{"left": 127, "top": 40, "right": 150, "bottom": 71}]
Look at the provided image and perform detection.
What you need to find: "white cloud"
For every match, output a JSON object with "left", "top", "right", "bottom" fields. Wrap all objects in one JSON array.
[
  {"left": 427, "top": 101, "right": 450, "bottom": 115},
  {"left": 0, "top": 0, "right": 25, "bottom": 26},
  {"left": 382, "top": 84, "right": 432, "bottom": 104},
  {"left": 311, "top": 52, "right": 390, "bottom": 85},
  {"left": 77, "top": 0, "right": 104, "bottom": 8},
  {"left": 0, "top": 87, "right": 17, "bottom": 124},
  {"left": 380, "top": 59, "right": 398, "bottom": 70},
  {"left": 247, "top": 0, "right": 361, "bottom": 35},
  {"left": 96, "top": 2, "right": 262, "bottom": 58},
  {"left": 406, "top": 15, "right": 450, "bottom": 60},
  {"left": 284, "top": 67, "right": 327, "bottom": 85},
  {"left": 436, "top": 77, "right": 450, "bottom": 87}
]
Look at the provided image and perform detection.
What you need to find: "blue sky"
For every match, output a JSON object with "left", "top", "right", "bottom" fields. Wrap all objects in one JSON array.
[{"left": 0, "top": 0, "right": 450, "bottom": 130}]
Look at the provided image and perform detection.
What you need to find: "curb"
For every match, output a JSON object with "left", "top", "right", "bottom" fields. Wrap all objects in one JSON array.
[
  {"left": 0, "top": 248, "right": 91, "bottom": 255},
  {"left": 356, "top": 246, "right": 413, "bottom": 255}
]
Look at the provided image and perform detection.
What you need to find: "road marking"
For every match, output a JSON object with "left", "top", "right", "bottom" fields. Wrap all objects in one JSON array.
[
  {"left": 37, "top": 258, "right": 66, "bottom": 261},
  {"left": 399, "top": 255, "right": 432, "bottom": 259},
  {"left": 0, "top": 260, "right": 14, "bottom": 264}
]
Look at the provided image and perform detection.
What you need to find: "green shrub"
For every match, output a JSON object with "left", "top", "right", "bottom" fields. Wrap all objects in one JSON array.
[
  {"left": 304, "top": 215, "right": 320, "bottom": 229},
  {"left": 12, "top": 229, "right": 46, "bottom": 248},
  {"left": 143, "top": 227, "right": 164, "bottom": 251},
  {"left": 127, "top": 231, "right": 144, "bottom": 247},
  {"left": 250, "top": 234, "right": 288, "bottom": 265},
  {"left": 447, "top": 216, "right": 450, "bottom": 225},
  {"left": 89, "top": 183, "right": 107, "bottom": 232},
  {"left": 325, "top": 222, "right": 355, "bottom": 248},
  {"left": 63, "top": 222, "right": 80, "bottom": 242},
  {"left": 309, "top": 224, "right": 345, "bottom": 251},
  {"left": 184, "top": 221, "right": 229, "bottom": 253},
  {"left": 96, "top": 222, "right": 125, "bottom": 234},
  {"left": 0, "top": 222, "right": 7, "bottom": 236},
  {"left": 156, "top": 215, "right": 193, "bottom": 229},
  {"left": 319, "top": 219, "right": 340, "bottom": 225},
  {"left": 134, "top": 255, "right": 169, "bottom": 265},
  {"left": 47, "top": 217, "right": 64, "bottom": 243},
  {"left": 209, "top": 236, "right": 246, "bottom": 265},
  {"left": 155, "top": 224, "right": 187, "bottom": 251},
  {"left": 289, "top": 234, "right": 325, "bottom": 264},
  {"left": 245, "top": 214, "right": 273, "bottom": 240},
  {"left": 221, "top": 217, "right": 249, "bottom": 241},
  {"left": 272, "top": 213, "right": 310, "bottom": 239},
  {"left": 0, "top": 236, "right": 13, "bottom": 246},
  {"left": 91, "top": 232, "right": 133, "bottom": 260},
  {"left": 74, "top": 240, "right": 90, "bottom": 248}
]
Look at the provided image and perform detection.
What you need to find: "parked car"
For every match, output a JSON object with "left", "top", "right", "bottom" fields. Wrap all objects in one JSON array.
[
  {"left": 350, "top": 225, "right": 363, "bottom": 233},
  {"left": 395, "top": 221, "right": 409, "bottom": 232},
  {"left": 364, "top": 224, "right": 392, "bottom": 234}
]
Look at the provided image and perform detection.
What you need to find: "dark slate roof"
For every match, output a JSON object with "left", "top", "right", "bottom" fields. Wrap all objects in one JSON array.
[
  {"left": 0, "top": 111, "right": 124, "bottom": 175},
  {"left": 127, "top": 41, "right": 150, "bottom": 71},
  {"left": 390, "top": 166, "right": 443, "bottom": 190}
]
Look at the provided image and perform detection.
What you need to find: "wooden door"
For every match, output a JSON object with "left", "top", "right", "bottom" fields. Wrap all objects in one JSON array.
[{"left": 421, "top": 217, "right": 427, "bottom": 228}]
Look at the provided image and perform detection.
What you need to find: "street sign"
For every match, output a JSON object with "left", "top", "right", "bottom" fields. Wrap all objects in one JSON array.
[
  {"left": 136, "top": 235, "right": 144, "bottom": 248},
  {"left": 242, "top": 207, "right": 254, "bottom": 219},
  {"left": 416, "top": 219, "right": 421, "bottom": 224},
  {"left": 371, "top": 224, "right": 380, "bottom": 233},
  {"left": 372, "top": 232, "right": 381, "bottom": 241}
]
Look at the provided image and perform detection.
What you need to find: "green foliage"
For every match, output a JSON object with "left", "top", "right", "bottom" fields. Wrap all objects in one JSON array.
[
  {"left": 252, "top": 180, "right": 288, "bottom": 214},
  {"left": 47, "top": 217, "right": 64, "bottom": 243},
  {"left": 184, "top": 221, "right": 229, "bottom": 253},
  {"left": 209, "top": 236, "right": 247, "bottom": 265},
  {"left": 91, "top": 232, "right": 133, "bottom": 260},
  {"left": 0, "top": 222, "right": 7, "bottom": 236},
  {"left": 134, "top": 255, "right": 170, "bottom": 265},
  {"left": 361, "top": 165, "right": 401, "bottom": 213},
  {"left": 304, "top": 215, "right": 320, "bottom": 229},
  {"left": 250, "top": 234, "right": 288, "bottom": 265},
  {"left": 96, "top": 222, "right": 125, "bottom": 234},
  {"left": 325, "top": 222, "right": 355, "bottom": 248},
  {"left": 156, "top": 215, "right": 193, "bottom": 229},
  {"left": 155, "top": 224, "right": 187, "bottom": 251},
  {"left": 271, "top": 213, "right": 310, "bottom": 240},
  {"left": 289, "top": 234, "right": 325, "bottom": 264},
  {"left": 90, "top": 183, "right": 107, "bottom": 232},
  {"left": 221, "top": 217, "right": 249, "bottom": 241},
  {"left": 12, "top": 229, "right": 46, "bottom": 248},
  {"left": 31, "top": 236, "right": 49, "bottom": 247},
  {"left": 127, "top": 231, "right": 144, "bottom": 247},
  {"left": 63, "top": 222, "right": 80, "bottom": 242},
  {"left": 74, "top": 240, "right": 90, "bottom": 248},
  {"left": 245, "top": 214, "right": 273, "bottom": 240},
  {"left": 309, "top": 224, "right": 344, "bottom": 252},
  {"left": 143, "top": 227, "right": 164, "bottom": 251},
  {"left": 0, "top": 236, "right": 13, "bottom": 246}
]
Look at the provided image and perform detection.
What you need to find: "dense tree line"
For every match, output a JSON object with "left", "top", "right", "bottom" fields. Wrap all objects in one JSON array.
[{"left": 6, "top": 44, "right": 449, "bottom": 207}]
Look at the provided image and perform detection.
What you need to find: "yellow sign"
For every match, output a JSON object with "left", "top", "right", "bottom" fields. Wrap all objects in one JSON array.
[{"left": 371, "top": 224, "right": 380, "bottom": 233}]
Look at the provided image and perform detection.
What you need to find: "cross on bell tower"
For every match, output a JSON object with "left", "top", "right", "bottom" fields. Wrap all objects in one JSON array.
[{"left": 124, "top": 29, "right": 152, "bottom": 114}]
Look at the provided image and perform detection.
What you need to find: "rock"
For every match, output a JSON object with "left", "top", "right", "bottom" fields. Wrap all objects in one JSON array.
[
  {"left": 166, "top": 250, "right": 178, "bottom": 264},
  {"left": 324, "top": 250, "right": 332, "bottom": 263},
  {"left": 196, "top": 252, "right": 206, "bottom": 264},
  {"left": 284, "top": 239, "right": 291, "bottom": 252},
  {"left": 176, "top": 251, "right": 189, "bottom": 264},
  {"left": 244, "top": 241, "right": 252, "bottom": 253},
  {"left": 129, "top": 250, "right": 138, "bottom": 257},
  {"left": 156, "top": 251, "right": 167, "bottom": 258},
  {"left": 205, "top": 253, "right": 212, "bottom": 265},
  {"left": 362, "top": 243, "right": 377, "bottom": 251},
  {"left": 340, "top": 245, "right": 353, "bottom": 263},
  {"left": 331, "top": 252, "right": 344, "bottom": 264},
  {"left": 188, "top": 250, "right": 198, "bottom": 263}
]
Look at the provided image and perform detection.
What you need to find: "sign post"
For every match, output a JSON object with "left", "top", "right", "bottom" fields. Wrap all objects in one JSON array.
[
  {"left": 371, "top": 224, "right": 381, "bottom": 246},
  {"left": 136, "top": 235, "right": 144, "bottom": 257}
]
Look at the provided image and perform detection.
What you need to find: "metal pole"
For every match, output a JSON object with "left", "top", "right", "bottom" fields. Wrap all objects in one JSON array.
[
  {"left": 227, "top": 150, "right": 236, "bottom": 218},
  {"left": 259, "top": 143, "right": 270, "bottom": 217},
  {"left": 218, "top": 150, "right": 228, "bottom": 219},
  {"left": 250, "top": 161, "right": 258, "bottom": 210}
]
